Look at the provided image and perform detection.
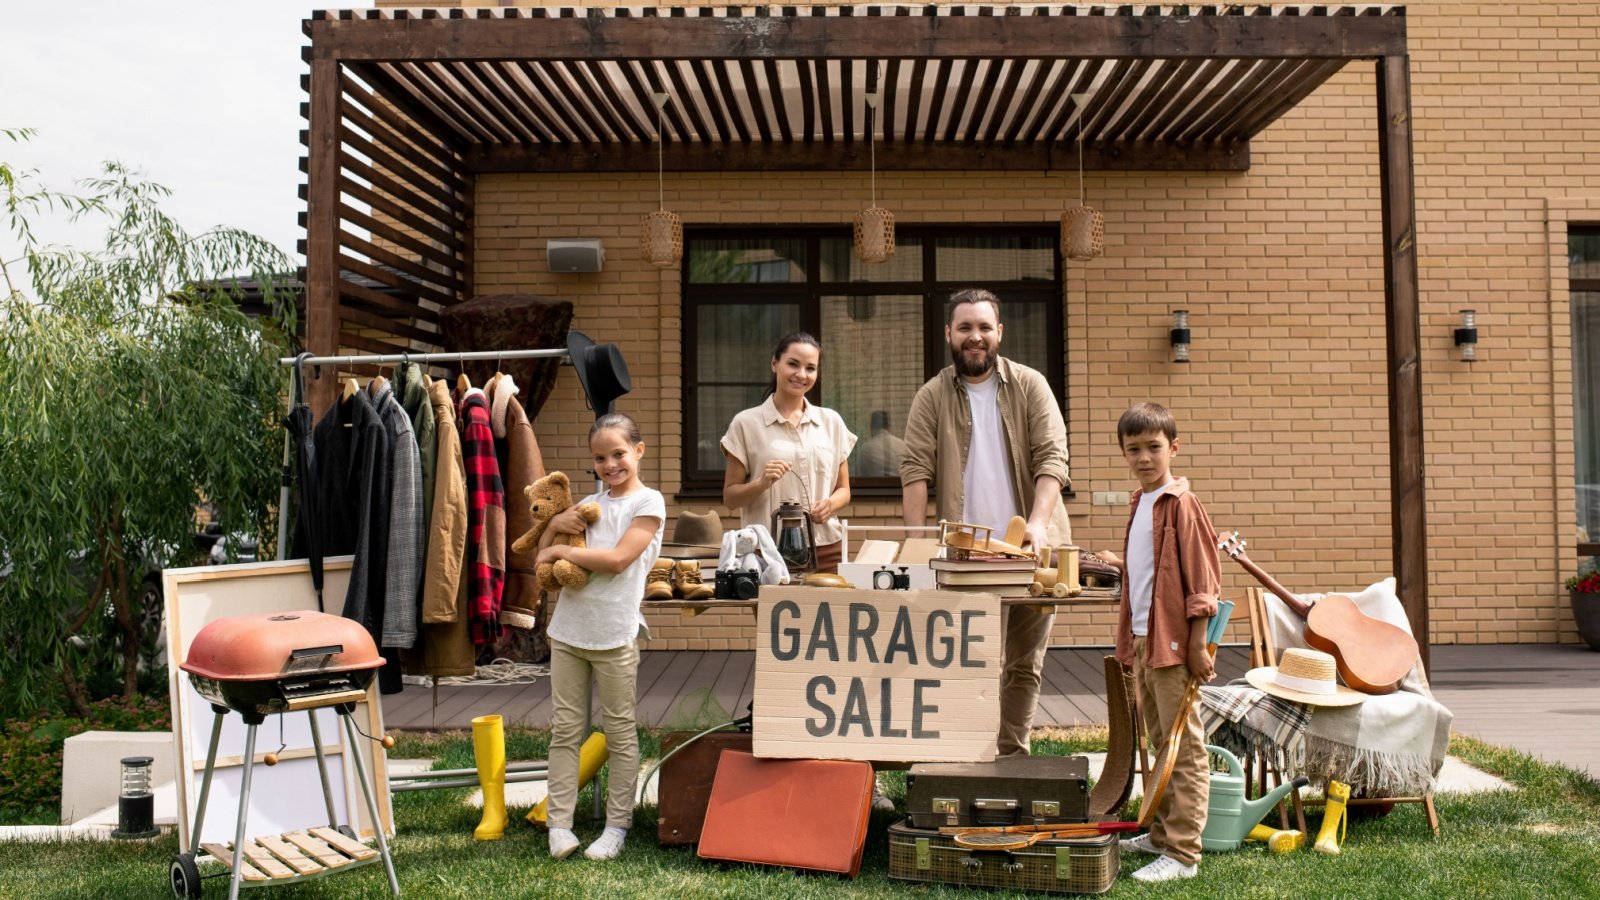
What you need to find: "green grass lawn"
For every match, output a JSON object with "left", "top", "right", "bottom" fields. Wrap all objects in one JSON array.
[{"left": 2, "top": 729, "right": 1596, "bottom": 899}]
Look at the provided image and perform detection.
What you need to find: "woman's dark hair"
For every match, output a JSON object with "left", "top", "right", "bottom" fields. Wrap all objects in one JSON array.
[
  {"left": 762, "top": 331, "right": 822, "bottom": 399},
  {"left": 590, "top": 412, "right": 643, "bottom": 445}
]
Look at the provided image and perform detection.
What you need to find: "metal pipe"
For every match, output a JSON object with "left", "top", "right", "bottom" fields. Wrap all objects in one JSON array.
[
  {"left": 392, "top": 761, "right": 548, "bottom": 781},
  {"left": 390, "top": 771, "right": 549, "bottom": 793},
  {"left": 278, "top": 348, "right": 568, "bottom": 367}
]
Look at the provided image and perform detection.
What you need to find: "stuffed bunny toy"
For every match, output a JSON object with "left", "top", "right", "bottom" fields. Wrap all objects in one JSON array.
[{"left": 718, "top": 524, "right": 790, "bottom": 586}]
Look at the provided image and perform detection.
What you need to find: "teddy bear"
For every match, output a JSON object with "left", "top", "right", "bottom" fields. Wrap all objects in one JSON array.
[{"left": 508, "top": 471, "right": 601, "bottom": 592}]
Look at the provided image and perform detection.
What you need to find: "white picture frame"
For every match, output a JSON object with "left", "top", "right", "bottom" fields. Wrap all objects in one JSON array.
[{"left": 164, "top": 557, "right": 394, "bottom": 849}]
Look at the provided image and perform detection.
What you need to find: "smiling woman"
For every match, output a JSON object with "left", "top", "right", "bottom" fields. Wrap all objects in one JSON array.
[{"left": 719, "top": 333, "right": 857, "bottom": 574}]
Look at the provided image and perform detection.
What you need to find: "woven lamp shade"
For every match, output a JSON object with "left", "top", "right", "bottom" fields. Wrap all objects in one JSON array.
[
  {"left": 1061, "top": 206, "right": 1104, "bottom": 261},
  {"left": 641, "top": 209, "right": 683, "bottom": 267},
  {"left": 852, "top": 206, "right": 896, "bottom": 263}
]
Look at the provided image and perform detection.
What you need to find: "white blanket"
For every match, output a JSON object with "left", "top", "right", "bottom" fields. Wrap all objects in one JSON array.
[{"left": 1259, "top": 577, "right": 1453, "bottom": 795}]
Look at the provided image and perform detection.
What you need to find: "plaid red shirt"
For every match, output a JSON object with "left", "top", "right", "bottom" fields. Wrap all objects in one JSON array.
[{"left": 459, "top": 390, "right": 506, "bottom": 647}]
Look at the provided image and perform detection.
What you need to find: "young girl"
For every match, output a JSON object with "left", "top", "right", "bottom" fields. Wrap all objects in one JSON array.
[{"left": 536, "top": 412, "right": 665, "bottom": 861}]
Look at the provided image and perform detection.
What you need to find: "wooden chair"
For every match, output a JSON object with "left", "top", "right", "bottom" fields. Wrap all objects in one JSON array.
[{"left": 1243, "top": 587, "right": 1441, "bottom": 837}]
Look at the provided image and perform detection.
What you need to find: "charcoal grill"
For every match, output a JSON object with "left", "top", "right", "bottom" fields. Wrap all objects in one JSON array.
[{"left": 171, "top": 611, "right": 399, "bottom": 899}]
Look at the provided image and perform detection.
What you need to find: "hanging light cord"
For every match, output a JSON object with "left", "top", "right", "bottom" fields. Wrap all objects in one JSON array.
[
  {"left": 656, "top": 99, "right": 665, "bottom": 211},
  {"left": 1076, "top": 98, "right": 1087, "bottom": 207},
  {"left": 869, "top": 101, "right": 877, "bottom": 209}
]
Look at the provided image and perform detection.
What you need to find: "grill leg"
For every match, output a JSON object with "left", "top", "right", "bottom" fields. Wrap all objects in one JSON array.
[
  {"left": 228, "top": 721, "right": 259, "bottom": 900},
  {"left": 189, "top": 708, "right": 227, "bottom": 856},
  {"left": 308, "top": 711, "right": 340, "bottom": 828},
  {"left": 342, "top": 710, "right": 400, "bottom": 897}
]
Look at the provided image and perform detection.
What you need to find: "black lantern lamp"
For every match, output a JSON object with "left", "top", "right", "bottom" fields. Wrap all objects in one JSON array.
[
  {"left": 111, "top": 755, "right": 159, "bottom": 840},
  {"left": 1454, "top": 309, "right": 1478, "bottom": 362},
  {"left": 1170, "top": 309, "right": 1192, "bottom": 363},
  {"left": 771, "top": 501, "right": 817, "bottom": 574}
]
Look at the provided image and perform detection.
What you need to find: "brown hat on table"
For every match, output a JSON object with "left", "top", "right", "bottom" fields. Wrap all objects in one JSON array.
[
  {"left": 659, "top": 510, "right": 724, "bottom": 559},
  {"left": 1244, "top": 648, "right": 1368, "bottom": 707}
]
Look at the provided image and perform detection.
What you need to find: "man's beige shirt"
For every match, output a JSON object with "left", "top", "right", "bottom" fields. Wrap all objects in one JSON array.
[{"left": 900, "top": 356, "right": 1072, "bottom": 544}]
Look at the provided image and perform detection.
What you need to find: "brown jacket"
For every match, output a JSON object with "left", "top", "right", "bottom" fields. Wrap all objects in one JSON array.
[
  {"left": 900, "top": 357, "right": 1072, "bottom": 543},
  {"left": 1113, "top": 478, "right": 1222, "bottom": 670},
  {"left": 405, "top": 376, "right": 474, "bottom": 677},
  {"left": 489, "top": 376, "right": 547, "bottom": 626}
]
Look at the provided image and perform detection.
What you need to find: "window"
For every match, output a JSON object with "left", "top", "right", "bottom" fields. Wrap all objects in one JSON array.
[
  {"left": 1572, "top": 227, "right": 1600, "bottom": 551},
  {"left": 682, "top": 226, "right": 1063, "bottom": 493}
]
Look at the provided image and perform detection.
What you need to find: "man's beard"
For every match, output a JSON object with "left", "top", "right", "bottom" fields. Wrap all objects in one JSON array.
[{"left": 951, "top": 341, "right": 996, "bottom": 378}]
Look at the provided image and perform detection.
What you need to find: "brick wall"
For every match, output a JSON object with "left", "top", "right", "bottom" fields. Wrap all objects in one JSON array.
[{"left": 361, "top": 1, "right": 1599, "bottom": 647}]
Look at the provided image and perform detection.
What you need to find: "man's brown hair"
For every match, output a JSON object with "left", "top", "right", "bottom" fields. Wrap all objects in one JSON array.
[{"left": 946, "top": 288, "right": 1001, "bottom": 325}]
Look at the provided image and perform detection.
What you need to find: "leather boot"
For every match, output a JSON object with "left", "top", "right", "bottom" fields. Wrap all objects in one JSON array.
[
  {"left": 1313, "top": 780, "right": 1351, "bottom": 855},
  {"left": 675, "top": 560, "right": 713, "bottom": 600},
  {"left": 472, "top": 714, "right": 507, "bottom": 840},
  {"left": 643, "top": 558, "right": 675, "bottom": 600}
]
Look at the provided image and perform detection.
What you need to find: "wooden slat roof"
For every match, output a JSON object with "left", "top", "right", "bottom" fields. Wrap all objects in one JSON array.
[{"left": 307, "top": 4, "right": 1406, "bottom": 173}]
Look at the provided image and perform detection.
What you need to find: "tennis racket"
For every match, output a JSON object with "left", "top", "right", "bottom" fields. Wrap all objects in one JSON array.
[
  {"left": 1136, "top": 600, "right": 1234, "bottom": 827},
  {"left": 951, "top": 822, "right": 1140, "bottom": 851}
]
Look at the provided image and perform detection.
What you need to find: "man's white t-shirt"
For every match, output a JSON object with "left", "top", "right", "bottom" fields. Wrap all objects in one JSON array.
[
  {"left": 547, "top": 487, "right": 666, "bottom": 650},
  {"left": 961, "top": 375, "right": 1019, "bottom": 535},
  {"left": 1126, "top": 482, "right": 1172, "bottom": 637}
]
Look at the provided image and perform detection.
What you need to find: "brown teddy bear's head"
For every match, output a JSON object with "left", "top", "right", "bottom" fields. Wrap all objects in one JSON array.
[{"left": 524, "top": 471, "right": 573, "bottom": 522}]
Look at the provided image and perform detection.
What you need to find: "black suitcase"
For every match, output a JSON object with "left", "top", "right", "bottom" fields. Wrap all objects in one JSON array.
[{"left": 904, "top": 756, "right": 1090, "bottom": 830}]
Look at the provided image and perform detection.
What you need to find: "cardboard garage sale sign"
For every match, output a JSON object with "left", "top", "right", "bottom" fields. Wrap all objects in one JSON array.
[{"left": 753, "top": 587, "right": 1002, "bottom": 762}]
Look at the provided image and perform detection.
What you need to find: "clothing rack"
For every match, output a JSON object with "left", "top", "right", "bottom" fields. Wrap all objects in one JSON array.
[{"left": 276, "top": 348, "right": 570, "bottom": 561}]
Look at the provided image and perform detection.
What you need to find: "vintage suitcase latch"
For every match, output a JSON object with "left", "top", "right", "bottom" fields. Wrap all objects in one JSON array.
[
  {"left": 915, "top": 837, "right": 931, "bottom": 870},
  {"left": 1032, "top": 800, "right": 1061, "bottom": 818},
  {"left": 932, "top": 797, "right": 960, "bottom": 825},
  {"left": 1055, "top": 845, "right": 1075, "bottom": 879}
]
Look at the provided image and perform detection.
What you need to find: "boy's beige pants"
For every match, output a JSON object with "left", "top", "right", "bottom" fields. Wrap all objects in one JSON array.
[
  {"left": 1132, "top": 635, "right": 1209, "bottom": 866},
  {"left": 546, "top": 638, "right": 640, "bottom": 831}
]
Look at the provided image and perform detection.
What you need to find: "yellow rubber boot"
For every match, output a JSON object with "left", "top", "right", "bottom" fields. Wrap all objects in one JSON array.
[
  {"left": 1268, "top": 830, "right": 1305, "bottom": 854},
  {"left": 472, "top": 714, "right": 507, "bottom": 841},
  {"left": 1313, "top": 780, "right": 1351, "bottom": 855},
  {"left": 1246, "top": 824, "right": 1277, "bottom": 843},
  {"left": 527, "top": 731, "right": 610, "bottom": 825}
]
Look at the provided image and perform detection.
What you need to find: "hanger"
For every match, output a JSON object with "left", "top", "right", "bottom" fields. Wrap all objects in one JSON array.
[
  {"left": 369, "top": 373, "right": 387, "bottom": 396},
  {"left": 457, "top": 371, "right": 472, "bottom": 394},
  {"left": 341, "top": 376, "right": 359, "bottom": 402}
]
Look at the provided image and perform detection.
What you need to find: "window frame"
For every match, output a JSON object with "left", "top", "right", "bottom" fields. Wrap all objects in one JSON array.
[
  {"left": 680, "top": 223, "right": 1064, "bottom": 498},
  {"left": 1571, "top": 225, "right": 1600, "bottom": 558}
]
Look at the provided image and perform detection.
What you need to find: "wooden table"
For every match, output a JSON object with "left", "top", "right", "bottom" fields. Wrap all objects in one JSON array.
[{"left": 645, "top": 589, "right": 1119, "bottom": 618}]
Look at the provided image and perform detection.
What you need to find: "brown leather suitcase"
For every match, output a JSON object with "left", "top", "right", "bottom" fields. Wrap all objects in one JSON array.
[
  {"left": 697, "top": 750, "right": 874, "bottom": 877},
  {"left": 905, "top": 755, "right": 1090, "bottom": 830},
  {"left": 656, "top": 730, "right": 753, "bottom": 846}
]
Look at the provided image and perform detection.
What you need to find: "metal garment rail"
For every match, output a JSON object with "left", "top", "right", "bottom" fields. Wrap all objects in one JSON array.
[{"left": 273, "top": 348, "right": 602, "bottom": 816}]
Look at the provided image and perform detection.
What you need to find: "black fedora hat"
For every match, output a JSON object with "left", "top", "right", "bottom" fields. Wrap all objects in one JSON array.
[{"left": 567, "top": 329, "right": 632, "bottom": 417}]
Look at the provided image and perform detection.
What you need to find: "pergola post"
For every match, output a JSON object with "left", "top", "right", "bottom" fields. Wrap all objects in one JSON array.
[
  {"left": 1377, "top": 52, "right": 1430, "bottom": 669},
  {"left": 304, "top": 52, "right": 342, "bottom": 418}
]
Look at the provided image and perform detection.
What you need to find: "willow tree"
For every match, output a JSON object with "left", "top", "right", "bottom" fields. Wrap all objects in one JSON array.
[{"left": 0, "top": 132, "right": 293, "bottom": 718}]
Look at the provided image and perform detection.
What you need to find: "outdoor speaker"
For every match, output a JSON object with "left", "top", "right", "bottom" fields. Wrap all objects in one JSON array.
[{"left": 547, "top": 238, "right": 605, "bottom": 273}]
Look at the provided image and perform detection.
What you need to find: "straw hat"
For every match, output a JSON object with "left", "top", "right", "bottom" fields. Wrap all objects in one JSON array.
[
  {"left": 1244, "top": 648, "right": 1368, "bottom": 707},
  {"left": 659, "top": 510, "right": 724, "bottom": 559}
]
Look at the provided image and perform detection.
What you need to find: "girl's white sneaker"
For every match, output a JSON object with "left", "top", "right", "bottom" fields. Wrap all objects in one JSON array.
[
  {"left": 1131, "top": 854, "right": 1198, "bottom": 883},
  {"left": 584, "top": 826, "right": 628, "bottom": 861}
]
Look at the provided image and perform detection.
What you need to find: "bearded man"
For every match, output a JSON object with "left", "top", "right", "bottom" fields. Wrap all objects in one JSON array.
[{"left": 900, "top": 287, "right": 1072, "bottom": 756}]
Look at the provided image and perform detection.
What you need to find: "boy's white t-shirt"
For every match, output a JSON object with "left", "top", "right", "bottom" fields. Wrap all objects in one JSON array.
[
  {"left": 1126, "top": 482, "right": 1172, "bottom": 637},
  {"left": 961, "top": 375, "right": 1019, "bottom": 535},
  {"left": 546, "top": 487, "right": 666, "bottom": 651}
]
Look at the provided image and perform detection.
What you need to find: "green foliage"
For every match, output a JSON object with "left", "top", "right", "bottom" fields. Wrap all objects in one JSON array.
[
  {"left": 0, "top": 692, "right": 171, "bottom": 823},
  {"left": 0, "top": 132, "right": 293, "bottom": 720}
]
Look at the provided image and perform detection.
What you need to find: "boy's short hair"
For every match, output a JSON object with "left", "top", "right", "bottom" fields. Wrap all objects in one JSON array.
[
  {"left": 946, "top": 288, "right": 1001, "bottom": 324},
  {"left": 1117, "top": 402, "right": 1178, "bottom": 446}
]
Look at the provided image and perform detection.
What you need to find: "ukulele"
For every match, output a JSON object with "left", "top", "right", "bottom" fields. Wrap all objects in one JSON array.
[{"left": 1216, "top": 531, "right": 1418, "bottom": 695}]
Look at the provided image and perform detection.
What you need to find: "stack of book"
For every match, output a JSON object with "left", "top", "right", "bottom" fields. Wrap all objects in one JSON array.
[{"left": 927, "top": 555, "right": 1037, "bottom": 598}]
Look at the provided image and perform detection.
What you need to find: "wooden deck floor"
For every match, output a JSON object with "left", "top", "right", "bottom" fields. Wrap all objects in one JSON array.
[
  {"left": 384, "top": 644, "right": 1600, "bottom": 777},
  {"left": 383, "top": 646, "right": 1254, "bottom": 732}
]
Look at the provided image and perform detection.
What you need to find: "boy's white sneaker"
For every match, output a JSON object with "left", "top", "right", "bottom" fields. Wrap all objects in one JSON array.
[
  {"left": 1118, "top": 832, "right": 1161, "bottom": 855},
  {"left": 548, "top": 828, "right": 580, "bottom": 860},
  {"left": 1131, "top": 854, "right": 1198, "bottom": 883},
  {"left": 583, "top": 826, "right": 628, "bottom": 861}
]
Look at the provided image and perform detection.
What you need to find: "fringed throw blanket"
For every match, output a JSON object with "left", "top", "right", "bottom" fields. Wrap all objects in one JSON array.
[{"left": 1201, "top": 577, "right": 1453, "bottom": 796}]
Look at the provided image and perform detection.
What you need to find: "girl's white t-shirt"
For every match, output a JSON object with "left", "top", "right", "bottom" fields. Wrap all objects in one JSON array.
[{"left": 546, "top": 487, "right": 666, "bottom": 650}]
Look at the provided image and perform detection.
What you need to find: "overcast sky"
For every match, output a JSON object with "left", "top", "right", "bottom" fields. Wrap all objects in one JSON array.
[{"left": 3, "top": 1, "right": 315, "bottom": 268}]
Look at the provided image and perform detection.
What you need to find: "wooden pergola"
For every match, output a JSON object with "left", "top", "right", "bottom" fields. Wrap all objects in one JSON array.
[{"left": 299, "top": 4, "right": 1428, "bottom": 660}]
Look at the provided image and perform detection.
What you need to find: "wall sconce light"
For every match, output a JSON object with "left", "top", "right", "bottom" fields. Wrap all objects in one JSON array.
[
  {"left": 1454, "top": 309, "right": 1478, "bottom": 362},
  {"left": 1170, "top": 309, "right": 1191, "bottom": 363}
]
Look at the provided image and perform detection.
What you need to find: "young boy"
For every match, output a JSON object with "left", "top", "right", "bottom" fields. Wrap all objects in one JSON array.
[{"left": 1096, "top": 402, "right": 1221, "bottom": 883}]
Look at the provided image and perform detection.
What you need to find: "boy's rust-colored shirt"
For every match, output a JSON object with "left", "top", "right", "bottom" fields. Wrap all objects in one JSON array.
[{"left": 1114, "top": 477, "right": 1222, "bottom": 670}]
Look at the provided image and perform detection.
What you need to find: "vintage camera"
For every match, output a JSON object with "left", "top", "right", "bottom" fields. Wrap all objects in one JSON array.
[
  {"left": 715, "top": 568, "right": 762, "bottom": 600},
  {"left": 873, "top": 566, "right": 912, "bottom": 591}
]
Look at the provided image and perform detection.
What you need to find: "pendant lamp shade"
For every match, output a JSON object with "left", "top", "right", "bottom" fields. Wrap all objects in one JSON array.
[
  {"left": 642, "top": 92, "right": 683, "bottom": 267},
  {"left": 853, "top": 206, "right": 896, "bottom": 264},
  {"left": 642, "top": 209, "right": 682, "bottom": 267},
  {"left": 1061, "top": 206, "right": 1104, "bottom": 262}
]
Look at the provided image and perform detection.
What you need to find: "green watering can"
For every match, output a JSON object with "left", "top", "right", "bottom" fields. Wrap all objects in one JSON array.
[{"left": 1200, "top": 744, "right": 1308, "bottom": 851}]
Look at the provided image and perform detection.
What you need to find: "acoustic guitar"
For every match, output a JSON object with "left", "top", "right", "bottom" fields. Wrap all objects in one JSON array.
[{"left": 1216, "top": 531, "right": 1418, "bottom": 695}]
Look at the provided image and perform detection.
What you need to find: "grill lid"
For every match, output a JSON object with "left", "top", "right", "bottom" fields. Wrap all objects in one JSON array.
[{"left": 181, "top": 610, "right": 383, "bottom": 682}]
